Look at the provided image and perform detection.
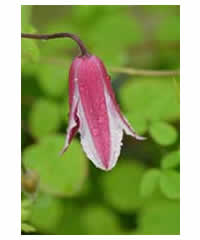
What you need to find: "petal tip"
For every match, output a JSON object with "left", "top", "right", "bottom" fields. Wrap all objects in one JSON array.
[
  {"left": 59, "top": 148, "right": 65, "bottom": 156},
  {"left": 135, "top": 135, "right": 147, "bottom": 141},
  {"left": 97, "top": 164, "right": 113, "bottom": 172},
  {"left": 59, "top": 144, "right": 69, "bottom": 156}
]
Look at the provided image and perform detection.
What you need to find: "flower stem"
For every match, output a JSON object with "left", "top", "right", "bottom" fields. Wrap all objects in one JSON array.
[
  {"left": 110, "top": 67, "right": 180, "bottom": 77},
  {"left": 21, "top": 32, "right": 89, "bottom": 56}
]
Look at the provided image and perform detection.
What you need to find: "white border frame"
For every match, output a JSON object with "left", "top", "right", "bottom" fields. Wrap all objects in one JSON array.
[{"left": 5, "top": 1, "right": 197, "bottom": 240}]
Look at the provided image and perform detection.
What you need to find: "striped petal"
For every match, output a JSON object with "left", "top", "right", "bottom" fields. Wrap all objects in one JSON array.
[
  {"left": 77, "top": 56, "right": 111, "bottom": 170},
  {"left": 61, "top": 55, "right": 145, "bottom": 171}
]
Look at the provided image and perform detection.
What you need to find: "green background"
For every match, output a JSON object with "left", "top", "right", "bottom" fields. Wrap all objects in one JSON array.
[{"left": 21, "top": 5, "right": 180, "bottom": 235}]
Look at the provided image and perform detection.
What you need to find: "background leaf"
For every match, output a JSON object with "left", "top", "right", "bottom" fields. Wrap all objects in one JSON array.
[
  {"left": 125, "top": 113, "right": 148, "bottom": 135},
  {"left": 29, "top": 192, "right": 64, "bottom": 234},
  {"left": 21, "top": 223, "right": 36, "bottom": 233},
  {"left": 80, "top": 205, "right": 122, "bottom": 235},
  {"left": 37, "top": 62, "right": 69, "bottom": 98},
  {"left": 138, "top": 199, "right": 180, "bottom": 234},
  {"left": 159, "top": 170, "right": 180, "bottom": 199},
  {"left": 29, "top": 99, "right": 62, "bottom": 138},
  {"left": 161, "top": 150, "right": 180, "bottom": 169},
  {"left": 21, "top": 6, "right": 40, "bottom": 66},
  {"left": 21, "top": 199, "right": 36, "bottom": 233},
  {"left": 120, "top": 78, "right": 180, "bottom": 123},
  {"left": 149, "top": 121, "right": 178, "bottom": 146},
  {"left": 101, "top": 161, "right": 145, "bottom": 213},
  {"left": 23, "top": 135, "right": 88, "bottom": 196},
  {"left": 140, "top": 169, "right": 161, "bottom": 198}
]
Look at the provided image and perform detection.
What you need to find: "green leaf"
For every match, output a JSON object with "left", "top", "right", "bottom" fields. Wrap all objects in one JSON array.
[
  {"left": 71, "top": 5, "right": 124, "bottom": 28},
  {"left": 21, "top": 5, "right": 32, "bottom": 31},
  {"left": 29, "top": 192, "right": 64, "bottom": 234},
  {"left": 39, "top": 22, "right": 77, "bottom": 57},
  {"left": 120, "top": 78, "right": 180, "bottom": 122},
  {"left": 21, "top": 198, "right": 36, "bottom": 233},
  {"left": 159, "top": 170, "right": 180, "bottom": 199},
  {"left": 140, "top": 169, "right": 161, "bottom": 198},
  {"left": 60, "top": 98, "right": 69, "bottom": 123},
  {"left": 21, "top": 208, "right": 30, "bottom": 222},
  {"left": 173, "top": 78, "right": 180, "bottom": 104},
  {"left": 80, "top": 205, "right": 122, "bottom": 235},
  {"left": 21, "top": 223, "right": 36, "bottom": 233},
  {"left": 23, "top": 135, "right": 88, "bottom": 196},
  {"left": 161, "top": 150, "right": 180, "bottom": 169},
  {"left": 29, "top": 195, "right": 84, "bottom": 235},
  {"left": 69, "top": 5, "right": 143, "bottom": 67},
  {"left": 89, "top": 13, "right": 144, "bottom": 66},
  {"left": 138, "top": 199, "right": 180, "bottom": 234},
  {"left": 21, "top": 199, "right": 32, "bottom": 221},
  {"left": 21, "top": 36, "right": 40, "bottom": 65},
  {"left": 54, "top": 200, "right": 83, "bottom": 235},
  {"left": 21, "top": 198, "right": 32, "bottom": 209},
  {"left": 125, "top": 113, "right": 148, "bottom": 135},
  {"left": 156, "top": 14, "right": 180, "bottom": 41},
  {"left": 101, "top": 161, "right": 145, "bottom": 213},
  {"left": 21, "top": 6, "right": 40, "bottom": 65},
  {"left": 29, "top": 99, "right": 62, "bottom": 138},
  {"left": 37, "top": 62, "right": 69, "bottom": 98},
  {"left": 149, "top": 121, "right": 178, "bottom": 146}
]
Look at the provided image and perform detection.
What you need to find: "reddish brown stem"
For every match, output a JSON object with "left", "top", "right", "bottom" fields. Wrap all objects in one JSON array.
[{"left": 21, "top": 32, "right": 89, "bottom": 56}]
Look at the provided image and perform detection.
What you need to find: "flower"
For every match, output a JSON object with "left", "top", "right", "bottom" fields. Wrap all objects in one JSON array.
[{"left": 61, "top": 55, "right": 145, "bottom": 171}]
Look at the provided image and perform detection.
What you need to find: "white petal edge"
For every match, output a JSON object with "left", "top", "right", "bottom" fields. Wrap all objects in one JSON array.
[
  {"left": 104, "top": 85, "right": 145, "bottom": 169},
  {"left": 77, "top": 102, "right": 106, "bottom": 170},
  {"left": 60, "top": 83, "right": 79, "bottom": 155},
  {"left": 120, "top": 115, "right": 146, "bottom": 140},
  {"left": 104, "top": 88, "right": 124, "bottom": 170}
]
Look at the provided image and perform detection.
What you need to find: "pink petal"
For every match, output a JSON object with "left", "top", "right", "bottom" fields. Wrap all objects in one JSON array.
[
  {"left": 77, "top": 87, "right": 124, "bottom": 171},
  {"left": 94, "top": 56, "right": 145, "bottom": 140},
  {"left": 77, "top": 56, "right": 111, "bottom": 169}
]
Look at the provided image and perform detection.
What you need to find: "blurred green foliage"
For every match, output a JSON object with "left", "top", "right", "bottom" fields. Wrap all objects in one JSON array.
[
  {"left": 21, "top": 199, "right": 36, "bottom": 233},
  {"left": 21, "top": 5, "right": 180, "bottom": 235},
  {"left": 23, "top": 135, "right": 88, "bottom": 196},
  {"left": 102, "top": 161, "right": 145, "bottom": 213}
]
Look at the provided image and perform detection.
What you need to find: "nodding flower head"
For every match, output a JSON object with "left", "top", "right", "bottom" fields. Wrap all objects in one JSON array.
[{"left": 61, "top": 55, "right": 145, "bottom": 171}]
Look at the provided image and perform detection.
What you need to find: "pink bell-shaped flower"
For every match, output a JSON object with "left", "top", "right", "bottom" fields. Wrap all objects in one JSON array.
[{"left": 61, "top": 55, "right": 145, "bottom": 171}]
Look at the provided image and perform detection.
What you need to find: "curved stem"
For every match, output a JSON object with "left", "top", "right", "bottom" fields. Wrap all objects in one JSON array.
[
  {"left": 110, "top": 67, "right": 180, "bottom": 77},
  {"left": 21, "top": 32, "right": 89, "bottom": 56}
]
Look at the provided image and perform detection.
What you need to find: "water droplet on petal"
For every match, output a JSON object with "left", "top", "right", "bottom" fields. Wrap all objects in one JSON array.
[
  {"left": 92, "top": 128, "right": 99, "bottom": 136},
  {"left": 98, "top": 116, "right": 104, "bottom": 123},
  {"left": 80, "top": 86, "right": 84, "bottom": 92},
  {"left": 106, "top": 75, "right": 111, "bottom": 81},
  {"left": 100, "top": 103, "right": 105, "bottom": 109}
]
